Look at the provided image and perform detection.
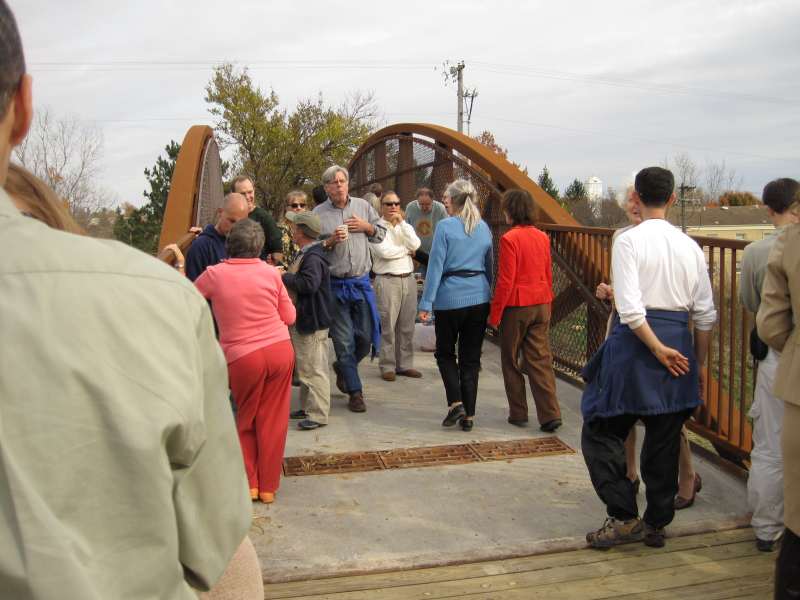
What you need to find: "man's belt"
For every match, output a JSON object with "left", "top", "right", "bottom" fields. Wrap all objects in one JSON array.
[{"left": 376, "top": 272, "right": 412, "bottom": 278}]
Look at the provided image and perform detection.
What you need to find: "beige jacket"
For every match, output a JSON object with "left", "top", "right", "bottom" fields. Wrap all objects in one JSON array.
[
  {"left": 0, "top": 188, "right": 251, "bottom": 599},
  {"left": 757, "top": 223, "right": 800, "bottom": 407}
]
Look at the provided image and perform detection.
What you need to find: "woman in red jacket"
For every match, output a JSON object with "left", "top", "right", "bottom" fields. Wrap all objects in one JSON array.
[{"left": 489, "top": 189, "right": 562, "bottom": 432}]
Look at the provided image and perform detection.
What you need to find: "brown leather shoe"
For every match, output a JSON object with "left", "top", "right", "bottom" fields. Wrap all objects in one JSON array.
[
  {"left": 674, "top": 472, "right": 702, "bottom": 510},
  {"left": 333, "top": 362, "right": 347, "bottom": 394},
  {"left": 381, "top": 371, "right": 396, "bottom": 381},
  {"left": 397, "top": 369, "right": 422, "bottom": 378},
  {"left": 348, "top": 391, "right": 366, "bottom": 412}
]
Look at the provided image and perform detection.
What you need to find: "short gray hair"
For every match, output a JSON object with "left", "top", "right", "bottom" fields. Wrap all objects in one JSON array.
[
  {"left": 322, "top": 165, "right": 349, "bottom": 184},
  {"left": 225, "top": 219, "right": 264, "bottom": 259}
]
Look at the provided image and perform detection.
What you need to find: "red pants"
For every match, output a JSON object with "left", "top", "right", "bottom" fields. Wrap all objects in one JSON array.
[{"left": 228, "top": 339, "right": 294, "bottom": 494}]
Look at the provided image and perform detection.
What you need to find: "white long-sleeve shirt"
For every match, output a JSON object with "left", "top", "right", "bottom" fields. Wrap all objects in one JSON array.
[
  {"left": 612, "top": 218, "right": 717, "bottom": 331},
  {"left": 370, "top": 218, "right": 421, "bottom": 275}
]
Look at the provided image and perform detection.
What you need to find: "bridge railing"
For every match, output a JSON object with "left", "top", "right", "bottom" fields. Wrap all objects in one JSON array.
[{"left": 540, "top": 223, "right": 754, "bottom": 464}]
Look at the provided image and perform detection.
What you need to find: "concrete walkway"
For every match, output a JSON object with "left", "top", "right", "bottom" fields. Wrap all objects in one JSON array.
[{"left": 251, "top": 341, "right": 749, "bottom": 583}]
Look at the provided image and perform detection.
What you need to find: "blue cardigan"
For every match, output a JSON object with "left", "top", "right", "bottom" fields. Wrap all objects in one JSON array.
[{"left": 419, "top": 216, "right": 493, "bottom": 312}]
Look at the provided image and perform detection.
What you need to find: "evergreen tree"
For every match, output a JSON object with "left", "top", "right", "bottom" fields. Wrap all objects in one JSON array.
[
  {"left": 537, "top": 166, "right": 559, "bottom": 200},
  {"left": 564, "top": 178, "right": 588, "bottom": 201},
  {"left": 113, "top": 141, "right": 180, "bottom": 255}
]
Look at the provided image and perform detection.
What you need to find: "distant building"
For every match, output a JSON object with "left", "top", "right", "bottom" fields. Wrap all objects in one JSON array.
[
  {"left": 612, "top": 204, "right": 775, "bottom": 242},
  {"left": 585, "top": 176, "right": 603, "bottom": 201}
]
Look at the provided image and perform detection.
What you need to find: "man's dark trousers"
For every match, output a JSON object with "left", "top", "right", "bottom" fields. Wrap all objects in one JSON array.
[{"left": 582, "top": 410, "right": 691, "bottom": 528}]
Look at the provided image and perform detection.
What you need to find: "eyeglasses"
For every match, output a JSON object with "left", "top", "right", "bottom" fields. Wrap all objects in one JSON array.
[
  {"left": 383, "top": 202, "right": 401, "bottom": 207},
  {"left": 289, "top": 203, "right": 307, "bottom": 209}
]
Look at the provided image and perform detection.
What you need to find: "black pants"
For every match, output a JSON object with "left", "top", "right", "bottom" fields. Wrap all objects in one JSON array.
[
  {"left": 434, "top": 303, "right": 489, "bottom": 417},
  {"left": 581, "top": 410, "right": 691, "bottom": 529},
  {"left": 776, "top": 527, "right": 800, "bottom": 599}
]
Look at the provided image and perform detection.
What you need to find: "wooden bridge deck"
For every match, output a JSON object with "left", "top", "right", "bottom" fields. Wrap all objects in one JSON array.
[{"left": 263, "top": 528, "right": 774, "bottom": 600}]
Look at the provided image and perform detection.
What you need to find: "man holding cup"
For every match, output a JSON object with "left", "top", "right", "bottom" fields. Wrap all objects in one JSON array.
[{"left": 314, "top": 166, "right": 386, "bottom": 412}]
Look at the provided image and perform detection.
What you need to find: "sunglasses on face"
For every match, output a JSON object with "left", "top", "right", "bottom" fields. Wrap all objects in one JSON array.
[
  {"left": 383, "top": 202, "right": 400, "bottom": 207},
  {"left": 289, "top": 203, "right": 307, "bottom": 208}
]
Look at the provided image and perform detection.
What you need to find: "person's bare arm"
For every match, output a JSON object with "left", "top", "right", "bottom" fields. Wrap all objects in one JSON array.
[{"left": 693, "top": 329, "right": 711, "bottom": 401}]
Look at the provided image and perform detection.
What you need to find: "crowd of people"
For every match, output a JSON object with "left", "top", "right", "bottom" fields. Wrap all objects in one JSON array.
[{"left": 2, "top": 1, "right": 799, "bottom": 597}]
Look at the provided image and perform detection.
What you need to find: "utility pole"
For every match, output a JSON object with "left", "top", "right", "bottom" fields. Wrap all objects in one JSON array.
[
  {"left": 464, "top": 88, "right": 478, "bottom": 136},
  {"left": 679, "top": 184, "right": 695, "bottom": 233},
  {"left": 456, "top": 60, "right": 464, "bottom": 133}
]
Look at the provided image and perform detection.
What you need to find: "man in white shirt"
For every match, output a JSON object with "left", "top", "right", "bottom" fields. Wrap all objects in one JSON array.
[
  {"left": 370, "top": 191, "right": 423, "bottom": 381},
  {"left": 581, "top": 167, "right": 716, "bottom": 550}
]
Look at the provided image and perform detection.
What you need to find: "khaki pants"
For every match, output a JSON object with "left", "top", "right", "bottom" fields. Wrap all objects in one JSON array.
[
  {"left": 375, "top": 274, "right": 416, "bottom": 374},
  {"left": 499, "top": 304, "right": 561, "bottom": 425},
  {"left": 784, "top": 402, "right": 800, "bottom": 533},
  {"left": 290, "top": 327, "right": 331, "bottom": 424}
]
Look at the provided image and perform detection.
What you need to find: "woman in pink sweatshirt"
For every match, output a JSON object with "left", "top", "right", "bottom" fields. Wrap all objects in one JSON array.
[{"left": 195, "top": 219, "right": 296, "bottom": 504}]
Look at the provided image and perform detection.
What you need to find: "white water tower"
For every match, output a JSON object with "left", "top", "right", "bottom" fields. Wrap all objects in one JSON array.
[{"left": 585, "top": 176, "right": 603, "bottom": 201}]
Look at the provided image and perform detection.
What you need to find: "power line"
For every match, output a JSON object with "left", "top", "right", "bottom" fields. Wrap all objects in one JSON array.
[
  {"left": 471, "top": 61, "right": 798, "bottom": 106},
  {"left": 479, "top": 114, "right": 799, "bottom": 163}
]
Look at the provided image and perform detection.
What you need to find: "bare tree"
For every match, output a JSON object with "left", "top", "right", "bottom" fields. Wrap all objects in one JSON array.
[
  {"left": 702, "top": 159, "right": 743, "bottom": 205},
  {"left": 673, "top": 151, "right": 700, "bottom": 189},
  {"left": 14, "top": 108, "right": 109, "bottom": 222},
  {"left": 339, "top": 90, "right": 382, "bottom": 131}
]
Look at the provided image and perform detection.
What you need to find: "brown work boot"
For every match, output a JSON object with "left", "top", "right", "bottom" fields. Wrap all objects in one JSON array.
[
  {"left": 381, "top": 371, "right": 396, "bottom": 382},
  {"left": 348, "top": 391, "right": 366, "bottom": 413},
  {"left": 586, "top": 517, "right": 643, "bottom": 549},
  {"left": 397, "top": 369, "right": 422, "bottom": 378}
]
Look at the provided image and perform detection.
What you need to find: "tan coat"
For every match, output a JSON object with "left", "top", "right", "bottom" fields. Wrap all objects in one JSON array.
[{"left": 757, "top": 223, "right": 800, "bottom": 407}]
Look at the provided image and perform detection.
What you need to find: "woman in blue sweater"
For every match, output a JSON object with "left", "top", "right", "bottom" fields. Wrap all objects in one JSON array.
[{"left": 418, "top": 179, "right": 493, "bottom": 431}]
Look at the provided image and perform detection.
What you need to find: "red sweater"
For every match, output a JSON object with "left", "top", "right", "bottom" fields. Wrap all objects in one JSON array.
[{"left": 489, "top": 225, "right": 554, "bottom": 327}]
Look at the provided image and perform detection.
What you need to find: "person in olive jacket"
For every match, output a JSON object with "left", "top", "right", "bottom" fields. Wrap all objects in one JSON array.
[{"left": 281, "top": 211, "right": 333, "bottom": 430}]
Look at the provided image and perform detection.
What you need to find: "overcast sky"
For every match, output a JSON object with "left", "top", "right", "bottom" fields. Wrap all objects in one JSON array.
[{"left": 13, "top": 0, "right": 800, "bottom": 207}]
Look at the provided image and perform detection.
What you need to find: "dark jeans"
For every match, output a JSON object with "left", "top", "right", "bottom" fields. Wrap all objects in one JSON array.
[
  {"left": 776, "top": 527, "right": 800, "bottom": 599},
  {"left": 581, "top": 410, "right": 691, "bottom": 529},
  {"left": 329, "top": 295, "right": 372, "bottom": 393},
  {"left": 433, "top": 303, "right": 489, "bottom": 417}
]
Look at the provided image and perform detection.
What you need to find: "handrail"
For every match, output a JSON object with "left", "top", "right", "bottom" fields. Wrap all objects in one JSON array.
[{"left": 543, "top": 224, "right": 754, "bottom": 463}]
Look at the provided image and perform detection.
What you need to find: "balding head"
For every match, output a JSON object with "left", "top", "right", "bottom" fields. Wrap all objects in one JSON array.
[
  {"left": 0, "top": 0, "right": 33, "bottom": 184},
  {"left": 215, "top": 192, "right": 249, "bottom": 236}
]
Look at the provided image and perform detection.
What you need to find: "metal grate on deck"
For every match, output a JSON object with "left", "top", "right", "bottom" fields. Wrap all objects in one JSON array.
[{"left": 283, "top": 437, "right": 575, "bottom": 477}]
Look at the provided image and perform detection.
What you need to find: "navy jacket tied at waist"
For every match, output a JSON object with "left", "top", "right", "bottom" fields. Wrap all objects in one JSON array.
[
  {"left": 581, "top": 310, "right": 700, "bottom": 422},
  {"left": 330, "top": 273, "right": 382, "bottom": 358}
]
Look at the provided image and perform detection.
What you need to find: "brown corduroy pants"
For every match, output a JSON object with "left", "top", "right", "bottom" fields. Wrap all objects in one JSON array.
[{"left": 499, "top": 304, "right": 561, "bottom": 425}]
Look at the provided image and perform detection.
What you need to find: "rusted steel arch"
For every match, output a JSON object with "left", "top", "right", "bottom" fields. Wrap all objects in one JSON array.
[
  {"left": 347, "top": 123, "right": 576, "bottom": 226},
  {"left": 157, "top": 125, "right": 225, "bottom": 255}
]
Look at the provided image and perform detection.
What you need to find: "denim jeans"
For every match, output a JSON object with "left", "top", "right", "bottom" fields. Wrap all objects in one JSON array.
[{"left": 329, "top": 295, "right": 373, "bottom": 393}]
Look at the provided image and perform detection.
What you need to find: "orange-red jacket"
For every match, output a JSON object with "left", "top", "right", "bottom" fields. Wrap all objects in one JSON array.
[{"left": 488, "top": 225, "right": 554, "bottom": 327}]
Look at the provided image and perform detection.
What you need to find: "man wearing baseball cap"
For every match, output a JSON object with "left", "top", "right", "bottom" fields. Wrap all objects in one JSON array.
[{"left": 282, "top": 210, "right": 333, "bottom": 430}]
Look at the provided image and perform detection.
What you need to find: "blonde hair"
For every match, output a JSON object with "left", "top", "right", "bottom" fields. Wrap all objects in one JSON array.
[
  {"left": 286, "top": 189, "right": 308, "bottom": 206},
  {"left": 445, "top": 179, "right": 481, "bottom": 235},
  {"left": 5, "top": 163, "right": 83, "bottom": 234}
]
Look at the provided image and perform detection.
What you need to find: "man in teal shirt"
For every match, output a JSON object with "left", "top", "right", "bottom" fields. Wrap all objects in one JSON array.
[{"left": 405, "top": 187, "right": 447, "bottom": 256}]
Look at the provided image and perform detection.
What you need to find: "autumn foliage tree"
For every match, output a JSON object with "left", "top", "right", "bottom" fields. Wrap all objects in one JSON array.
[
  {"left": 206, "top": 64, "right": 379, "bottom": 214},
  {"left": 718, "top": 190, "right": 759, "bottom": 206},
  {"left": 472, "top": 130, "right": 528, "bottom": 175}
]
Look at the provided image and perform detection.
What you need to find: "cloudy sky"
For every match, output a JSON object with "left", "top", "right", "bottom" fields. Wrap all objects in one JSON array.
[{"left": 13, "top": 0, "right": 800, "bottom": 206}]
